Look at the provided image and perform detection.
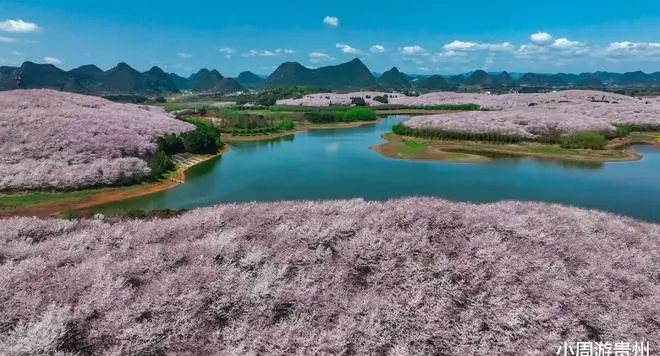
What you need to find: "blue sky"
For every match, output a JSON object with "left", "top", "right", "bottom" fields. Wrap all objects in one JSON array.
[{"left": 1, "top": 0, "right": 660, "bottom": 76}]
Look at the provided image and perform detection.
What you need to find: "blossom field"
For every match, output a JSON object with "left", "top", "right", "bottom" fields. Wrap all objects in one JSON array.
[
  {"left": 0, "top": 90, "right": 194, "bottom": 191},
  {"left": 279, "top": 90, "right": 660, "bottom": 137},
  {"left": 1, "top": 198, "right": 658, "bottom": 355}
]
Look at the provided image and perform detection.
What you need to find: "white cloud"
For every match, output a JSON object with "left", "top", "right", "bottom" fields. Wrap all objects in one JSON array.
[
  {"left": 177, "top": 52, "right": 193, "bottom": 58},
  {"left": 443, "top": 40, "right": 513, "bottom": 52},
  {"left": 0, "top": 19, "right": 40, "bottom": 33},
  {"left": 430, "top": 50, "right": 469, "bottom": 63},
  {"left": 530, "top": 32, "right": 554, "bottom": 46},
  {"left": 275, "top": 48, "right": 295, "bottom": 54},
  {"left": 336, "top": 43, "right": 362, "bottom": 55},
  {"left": 323, "top": 16, "right": 340, "bottom": 28},
  {"left": 600, "top": 41, "right": 660, "bottom": 59},
  {"left": 418, "top": 66, "right": 430, "bottom": 72},
  {"left": 244, "top": 49, "right": 294, "bottom": 57},
  {"left": 43, "top": 56, "right": 62, "bottom": 65},
  {"left": 551, "top": 38, "right": 580, "bottom": 49},
  {"left": 219, "top": 47, "right": 236, "bottom": 54},
  {"left": 398, "top": 45, "right": 426, "bottom": 55},
  {"left": 0, "top": 36, "right": 15, "bottom": 43},
  {"left": 309, "top": 52, "right": 334, "bottom": 63},
  {"left": 11, "top": 50, "right": 22, "bottom": 55},
  {"left": 370, "top": 44, "right": 385, "bottom": 54},
  {"left": 443, "top": 40, "right": 477, "bottom": 51},
  {"left": 219, "top": 47, "right": 235, "bottom": 59}
]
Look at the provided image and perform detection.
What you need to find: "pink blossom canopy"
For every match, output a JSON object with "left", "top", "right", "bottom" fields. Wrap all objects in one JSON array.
[
  {"left": 1, "top": 198, "right": 658, "bottom": 355},
  {"left": 0, "top": 90, "right": 194, "bottom": 190}
]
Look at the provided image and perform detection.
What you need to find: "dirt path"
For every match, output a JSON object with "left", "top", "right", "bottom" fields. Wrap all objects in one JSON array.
[{"left": 2, "top": 146, "right": 230, "bottom": 218}]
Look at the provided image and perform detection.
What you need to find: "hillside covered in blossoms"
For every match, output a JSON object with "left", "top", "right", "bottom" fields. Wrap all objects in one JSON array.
[
  {"left": 280, "top": 90, "right": 660, "bottom": 140},
  {"left": 1, "top": 198, "right": 658, "bottom": 355},
  {"left": 0, "top": 90, "right": 194, "bottom": 191}
]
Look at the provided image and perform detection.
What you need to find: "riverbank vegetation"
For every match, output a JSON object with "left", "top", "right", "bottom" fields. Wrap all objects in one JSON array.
[
  {"left": 378, "top": 132, "right": 640, "bottom": 163},
  {"left": 2, "top": 198, "right": 658, "bottom": 355}
]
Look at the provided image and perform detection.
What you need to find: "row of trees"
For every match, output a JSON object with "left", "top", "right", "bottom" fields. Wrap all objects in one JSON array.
[
  {"left": 304, "top": 108, "right": 377, "bottom": 124},
  {"left": 559, "top": 132, "right": 607, "bottom": 149},
  {"left": 392, "top": 123, "right": 525, "bottom": 144},
  {"left": 230, "top": 119, "right": 296, "bottom": 136},
  {"left": 234, "top": 86, "right": 327, "bottom": 106},
  {"left": 392, "top": 123, "right": 613, "bottom": 149},
  {"left": 614, "top": 123, "right": 660, "bottom": 136}
]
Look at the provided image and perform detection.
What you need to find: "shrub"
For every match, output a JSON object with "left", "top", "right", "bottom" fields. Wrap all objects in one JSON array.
[
  {"left": 280, "top": 118, "right": 295, "bottom": 130},
  {"left": 256, "top": 97, "right": 277, "bottom": 106},
  {"left": 183, "top": 130, "right": 219, "bottom": 154},
  {"left": 615, "top": 124, "right": 633, "bottom": 138},
  {"left": 147, "top": 150, "right": 175, "bottom": 178},
  {"left": 156, "top": 134, "right": 185, "bottom": 155},
  {"left": 373, "top": 95, "right": 389, "bottom": 104},
  {"left": 559, "top": 132, "right": 608, "bottom": 150},
  {"left": 351, "top": 97, "right": 367, "bottom": 106},
  {"left": 343, "top": 108, "right": 377, "bottom": 122}
]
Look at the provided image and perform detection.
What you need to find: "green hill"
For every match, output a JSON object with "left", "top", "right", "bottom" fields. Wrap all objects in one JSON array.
[
  {"left": 518, "top": 73, "right": 568, "bottom": 87},
  {"left": 168, "top": 73, "right": 190, "bottom": 90},
  {"left": 142, "top": 66, "right": 179, "bottom": 93},
  {"left": 265, "top": 58, "right": 376, "bottom": 90},
  {"left": 236, "top": 71, "right": 265, "bottom": 89},
  {"left": 0, "top": 66, "right": 19, "bottom": 90},
  {"left": 416, "top": 75, "right": 451, "bottom": 90},
  {"left": 377, "top": 67, "right": 411, "bottom": 90},
  {"left": 465, "top": 69, "right": 497, "bottom": 86},
  {"left": 16, "top": 62, "right": 83, "bottom": 92},
  {"left": 189, "top": 69, "right": 244, "bottom": 93},
  {"left": 495, "top": 71, "right": 515, "bottom": 86}
]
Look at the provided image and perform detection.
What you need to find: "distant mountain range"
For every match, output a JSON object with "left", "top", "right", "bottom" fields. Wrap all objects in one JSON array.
[
  {"left": 0, "top": 61, "right": 261, "bottom": 96},
  {"left": 1, "top": 59, "right": 660, "bottom": 96}
]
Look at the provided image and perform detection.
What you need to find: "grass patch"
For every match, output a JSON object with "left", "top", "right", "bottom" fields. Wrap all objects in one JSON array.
[
  {"left": 401, "top": 140, "right": 428, "bottom": 154},
  {"left": 0, "top": 190, "right": 106, "bottom": 211}
]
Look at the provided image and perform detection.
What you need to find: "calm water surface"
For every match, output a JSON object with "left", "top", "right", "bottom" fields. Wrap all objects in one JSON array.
[{"left": 99, "top": 116, "right": 660, "bottom": 222}]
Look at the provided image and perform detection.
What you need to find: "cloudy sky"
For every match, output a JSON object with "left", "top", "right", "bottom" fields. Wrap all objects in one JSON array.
[{"left": 1, "top": 0, "right": 660, "bottom": 76}]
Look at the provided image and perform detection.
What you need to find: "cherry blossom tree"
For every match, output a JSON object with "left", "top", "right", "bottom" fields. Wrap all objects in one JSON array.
[
  {"left": 1, "top": 198, "right": 658, "bottom": 355},
  {"left": 0, "top": 90, "right": 194, "bottom": 191}
]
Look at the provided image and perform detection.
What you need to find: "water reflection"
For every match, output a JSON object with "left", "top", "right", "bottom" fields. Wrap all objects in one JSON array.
[
  {"left": 536, "top": 158, "right": 604, "bottom": 171},
  {"left": 231, "top": 134, "right": 296, "bottom": 154}
]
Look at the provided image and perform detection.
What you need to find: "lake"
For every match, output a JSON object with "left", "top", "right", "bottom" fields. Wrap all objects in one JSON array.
[{"left": 99, "top": 116, "right": 660, "bottom": 222}]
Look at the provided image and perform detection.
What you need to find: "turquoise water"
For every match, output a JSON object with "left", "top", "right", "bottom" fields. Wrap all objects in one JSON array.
[{"left": 99, "top": 116, "right": 660, "bottom": 222}]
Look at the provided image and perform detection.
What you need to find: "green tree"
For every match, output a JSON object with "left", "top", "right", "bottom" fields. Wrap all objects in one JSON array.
[
  {"left": 280, "top": 118, "right": 295, "bottom": 130},
  {"left": 148, "top": 150, "right": 174, "bottom": 178},
  {"left": 183, "top": 129, "right": 219, "bottom": 154}
]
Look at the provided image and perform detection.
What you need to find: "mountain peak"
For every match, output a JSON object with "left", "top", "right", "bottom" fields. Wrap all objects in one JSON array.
[
  {"left": 146, "top": 66, "right": 166, "bottom": 74},
  {"left": 266, "top": 58, "right": 375, "bottom": 89},
  {"left": 378, "top": 67, "right": 410, "bottom": 89},
  {"left": 115, "top": 62, "right": 133, "bottom": 69}
]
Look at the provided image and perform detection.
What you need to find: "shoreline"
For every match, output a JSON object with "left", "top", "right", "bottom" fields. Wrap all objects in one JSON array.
[
  {"left": 221, "top": 120, "right": 380, "bottom": 142},
  {"left": 372, "top": 133, "right": 646, "bottom": 164},
  {"left": 0, "top": 145, "right": 230, "bottom": 217}
]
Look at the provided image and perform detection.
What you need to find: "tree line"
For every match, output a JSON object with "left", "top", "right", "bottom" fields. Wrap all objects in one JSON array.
[{"left": 392, "top": 123, "right": 612, "bottom": 149}]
